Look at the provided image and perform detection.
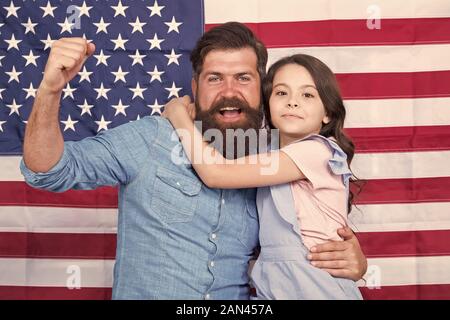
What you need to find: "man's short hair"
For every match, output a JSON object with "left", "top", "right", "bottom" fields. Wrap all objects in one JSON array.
[{"left": 190, "top": 22, "right": 268, "bottom": 81}]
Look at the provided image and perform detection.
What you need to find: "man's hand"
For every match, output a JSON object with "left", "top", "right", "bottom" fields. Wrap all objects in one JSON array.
[
  {"left": 307, "top": 227, "right": 367, "bottom": 281},
  {"left": 40, "top": 38, "right": 95, "bottom": 93}
]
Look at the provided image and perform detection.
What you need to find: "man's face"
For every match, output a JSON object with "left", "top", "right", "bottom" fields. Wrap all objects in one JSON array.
[{"left": 192, "top": 48, "right": 263, "bottom": 133}]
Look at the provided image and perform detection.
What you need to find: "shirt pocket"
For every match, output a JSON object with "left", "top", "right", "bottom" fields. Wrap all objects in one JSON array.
[
  {"left": 151, "top": 166, "right": 202, "bottom": 223},
  {"left": 238, "top": 195, "right": 260, "bottom": 251}
]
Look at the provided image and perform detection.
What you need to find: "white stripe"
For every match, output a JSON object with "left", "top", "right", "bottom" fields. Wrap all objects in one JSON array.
[
  {"left": 350, "top": 202, "right": 450, "bottom": 232},
  {"left": 363, "top": 256, "right": 450, "bottom": 287},
  {"left": 1, "top": 156, "right": 24, "bottom": 181},
  {"left": 344, "top": 97, "right": 450, "bottom": 128},
  {"left": 352, "top": 150, "right": 450, "bottom": 179},
  {"left": 205, "top": 0, "right": 450, "bottom": 23},
  {"left": 0, "top": 206, "right": 117, "bottom": 234},
  {"left": 0, "top": 258, "right": 114, "bottom": 287},
  {"left": 267, "top": 44, "right": 450, "bottom": 73},
  {"left": 0, "top": 256, "right": 447, "bottom": 288}
]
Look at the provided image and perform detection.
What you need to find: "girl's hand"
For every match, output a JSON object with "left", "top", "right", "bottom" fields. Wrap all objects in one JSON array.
[{"left": 162, "top": 95, "right": 195, "bottom": 124}]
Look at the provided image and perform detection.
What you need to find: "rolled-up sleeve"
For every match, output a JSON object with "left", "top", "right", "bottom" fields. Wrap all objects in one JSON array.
[{"left": 20, "top": 116, "right": 158, "bottom": 192}]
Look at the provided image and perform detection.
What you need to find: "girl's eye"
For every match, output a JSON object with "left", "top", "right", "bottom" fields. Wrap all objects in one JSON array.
[
  {"left": 274, "top": 91, "right": 287, "bottom": 96},
  {"left": 303, "top": 92, "right": 315, "bottom": 98}
]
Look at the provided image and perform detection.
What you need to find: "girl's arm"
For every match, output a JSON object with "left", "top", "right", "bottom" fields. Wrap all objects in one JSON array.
[{"left": 163, "top": 96, "right": 306, "bottom": 189}]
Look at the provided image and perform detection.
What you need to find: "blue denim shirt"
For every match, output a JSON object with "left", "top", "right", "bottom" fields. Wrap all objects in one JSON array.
[{"left": 20, "top": 116, "right": 259, "bottom": 299}]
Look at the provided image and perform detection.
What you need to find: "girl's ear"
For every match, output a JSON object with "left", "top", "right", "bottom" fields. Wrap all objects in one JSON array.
[{"left": 322, "top": 115, "right": 331, "bottom": 124}]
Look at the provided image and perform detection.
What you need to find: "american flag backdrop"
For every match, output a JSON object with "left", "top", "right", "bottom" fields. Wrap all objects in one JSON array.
[{"left": 0, "top": 0, "right": 449, "bottom": 300}]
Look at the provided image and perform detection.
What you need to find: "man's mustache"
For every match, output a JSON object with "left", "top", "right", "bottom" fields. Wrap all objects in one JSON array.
[{"left": 206, "top": 97, "right": 254, "bottom": 115}]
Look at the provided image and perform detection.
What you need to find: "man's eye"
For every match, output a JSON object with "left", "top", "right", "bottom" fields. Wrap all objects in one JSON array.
[
  {"left": 208, "top": 76, "right": 220, "bottom": 82},
  {"left": 238, "top": 75, "right": 251, "bottom": 82}
]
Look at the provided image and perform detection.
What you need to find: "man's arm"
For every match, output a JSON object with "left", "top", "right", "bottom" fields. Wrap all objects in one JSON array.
[
  {"left": 23, "top": 38, "right": 95, "bottom": 172},
  {"left": 307, "top": 227, "right": 367, "bottom": 281},
  {"left": 21, "top": 37, "right": 157, "bottom": 192}
]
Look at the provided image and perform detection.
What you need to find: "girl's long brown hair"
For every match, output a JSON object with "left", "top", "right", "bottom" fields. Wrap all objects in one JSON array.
[{"left": 263, "top": 54, "right": 361, "bottom": 213}]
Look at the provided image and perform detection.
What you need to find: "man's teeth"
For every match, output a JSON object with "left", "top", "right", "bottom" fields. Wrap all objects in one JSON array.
[{"left": 220, "top": 107, "right": 240, "bottom": 111}]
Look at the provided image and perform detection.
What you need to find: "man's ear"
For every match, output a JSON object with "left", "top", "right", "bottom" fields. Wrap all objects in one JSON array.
[{"left": 191, "top": 78, "right": 197, "bottom": 99}]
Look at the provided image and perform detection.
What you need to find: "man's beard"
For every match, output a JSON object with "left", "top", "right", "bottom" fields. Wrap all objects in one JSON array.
[{"left": 195, "top": 96, "right": 264, "bottom": 159}]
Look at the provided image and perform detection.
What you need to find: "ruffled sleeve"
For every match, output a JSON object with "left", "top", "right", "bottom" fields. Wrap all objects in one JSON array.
[{"left": 280, "top": 134, "right": 352, "bottom": 191}]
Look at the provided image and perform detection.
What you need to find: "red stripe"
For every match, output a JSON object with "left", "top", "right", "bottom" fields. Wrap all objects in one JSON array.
[
  {"left": 0, "top": 182, "right": 118, "bottom": 208},
  {"left": 346, "top": 126, "right": 450, "bottom": 153},
  {"left": 336, "top": 71, "right": 450, "bottom": 100},
  {"left": 352, "top": 177, "right": 450, "bottom": 205},
  {"left": 356, "top": 230, "right": 450, "bottom": 258},
  {"left": 1, "top": 229, "right": 449, "bottom": 259},
  {"left": 360, "top": 284, "right": 450, "bottom": 300},
  {"left": 0, "top": 286, "right": 111, "bottom": 300},
  {"left": 206, "top": 18, "right": 450, "bottom": 47},
  {"left": 2, "top": 177, "right": 450, "bottom": 207},
  {"left": 1, "top": 285, "right": 449, "bottom": 300},
  {"left": 0, "top": 232, "right": 116, "bottom": 259}
]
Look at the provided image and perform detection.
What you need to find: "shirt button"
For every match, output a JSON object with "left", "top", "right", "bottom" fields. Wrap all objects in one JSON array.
[
  {"left": 221, "top": 198, "right": 225, "bottom": 205},
  {"left": 209, "top": 261, "right": 215, "bottom": 267},
  {"left": 205, "top": 293, "right": 211, "bottom": 300},
  {"left": 176, "top": 182, "right": 181, "bottom": 186},
  {"left": 211, "top": 233, "right": 217, "bottom": 240}
]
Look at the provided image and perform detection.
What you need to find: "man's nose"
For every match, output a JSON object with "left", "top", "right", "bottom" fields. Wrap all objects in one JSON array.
[{"left": 219, "top": 78, "right": 238, "bottom": 98}]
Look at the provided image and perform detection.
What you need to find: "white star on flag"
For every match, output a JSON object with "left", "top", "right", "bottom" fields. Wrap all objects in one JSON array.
[
  {"left": 112, "top": 0, "right": 128, "bottom": 18},
  {"left": 129, "top": 50, "right": 145, "bottom": 66},
  {"left": 148, "top": 99, "right": 164, "bottom": 115},
  {"left": 58, "top": 17, "right": 75, "bottom": 34},
  {"left": 112, "top": 66, "right": 129, "bottom": 83},
  {"left": 148, "top": 0, "right": 164, "bottom": 17},
  {"left": 77, "top": 99, "right": 94, "bottom": 116},
  {"left": 23, "top": 83, "right": 38, "bottom": 99},
  {"left": 147, "top": 33, "right": 164, "bottom": 50},
  {"left": 130, "top": 83, "right": 147, "bottom": 100},
  {"left": 94, "top": 50, "right": 110, "bottom": 66},
  {"left": 41, "top": 34, "right": 54, "bottom": 50},
  {"left": 6, "top": 66, "right": 22, "bottom": 83},
  {"left": 111, "top": 34, "right": 128, "bottom": 50},
  {"left": 6, "top": 99, "right": 22, "bottom": 116},
  {"left": 95, "top": 115, "right": 111, "bottom": 132},
  {"left": 165, "top": 16, "right": 183, "bottom": 34},
  {"left": 0, "top": 120, "right": 6, "bottom": 132},
  {"left": 77, "top": 1, "right": 93, "bottom": 18},
  {"left": 111, "top": 99, "right": 130, "bottom": 116},
  {"left": 165, "top": 49, "right": 182, "bottom": 66},
  {"left": 93, "top": 17, "right": 110, "bottom": 34},
  {"left": 40, "top": 1, "right": 56, "bottom": 18},
  {"left": 148, "top": 66, "right": 164, "bottom": 83},
  {"left": 3, "top": 1, "right": 20, "bottom": 18},
  {"left": 22, "top": 18, "right": 38, "bottom": 35},
  {"left": 5, "top": 34, "right": 22, "bottom": 51},
  {"left": 165, "top": 82, "right": 181, "bottom": 98},
  {"left": 61, "top": 115, "right": 79, "bottom": 132},
  {"left": 78, "top": 66, "right": 93, "bottom": 83},
  {"left": 22, "top": 50, "right": 40, "bottom": 67},
  {"left": 129, "top": 17, "right": 146, "bottom": 34},
  {"left": 95, "top": 83, "right": 111, "bottom": 100},
  {"left": 63, "top": 83, "right": 77, "bottom": 100}
]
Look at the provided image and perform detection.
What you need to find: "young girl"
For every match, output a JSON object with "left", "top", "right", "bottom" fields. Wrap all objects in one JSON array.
[{"left": 163, "top": 54, "right": 363, "bottom": 300}]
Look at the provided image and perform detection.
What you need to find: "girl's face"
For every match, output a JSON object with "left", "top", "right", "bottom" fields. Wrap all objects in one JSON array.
[{"left": 269, "top": 63, "right": 330, "bottom": 144}]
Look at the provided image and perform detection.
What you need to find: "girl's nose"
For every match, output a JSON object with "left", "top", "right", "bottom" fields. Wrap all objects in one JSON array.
[{"left": 287, "top": 102, "right": 299, "bottom": 108}]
